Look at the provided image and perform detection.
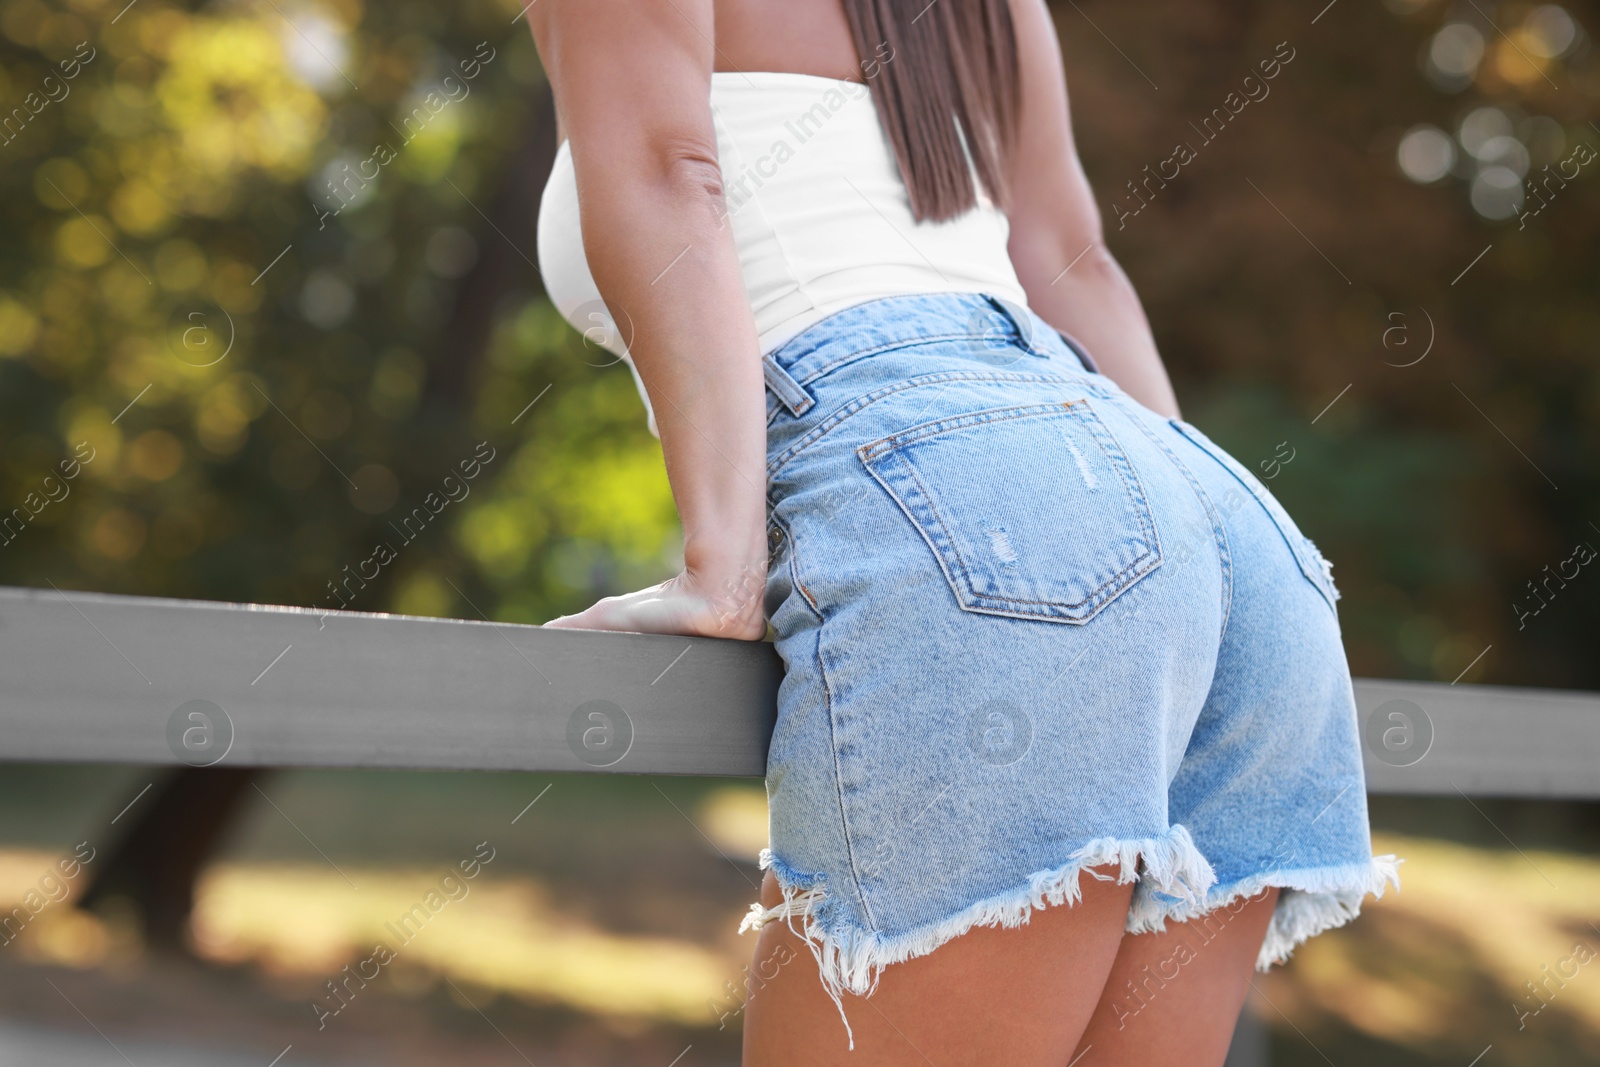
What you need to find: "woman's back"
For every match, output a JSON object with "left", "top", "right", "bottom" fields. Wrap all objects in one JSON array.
[
  {"left": 537, "top": 70, "right": 1028, "bottom": 371},
  {"left": 706, "top": 0, "right": 868, "bottom": 84}
]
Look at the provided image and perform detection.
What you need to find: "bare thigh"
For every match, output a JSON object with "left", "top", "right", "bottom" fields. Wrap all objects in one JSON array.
[
  {"left": 1072, "top": 887, "right": 1281, "bottom": 1067},
  {"left": 741, "top": 867, "right": 1134, "bottom": 1067}
]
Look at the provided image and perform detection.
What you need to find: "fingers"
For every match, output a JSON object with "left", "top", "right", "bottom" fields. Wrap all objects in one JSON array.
[
  {"left": 541, "top": 603, "right": 612, "bottom": 630},
  {"left": 539, "top": 580, "right": 729, "bottom": 637}
]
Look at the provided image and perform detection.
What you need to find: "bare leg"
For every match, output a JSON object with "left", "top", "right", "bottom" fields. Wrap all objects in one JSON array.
[
  {"left": 1071, "top": 887, "right": 1281, "bottom": 1067},
  {"left": 742, "top": 866, "right": 1134, "bottom": 1067}
]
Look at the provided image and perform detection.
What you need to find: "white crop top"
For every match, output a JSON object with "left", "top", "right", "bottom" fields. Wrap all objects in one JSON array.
[{"left": 535, "top": 70, "right": 1032, "bottom": 435}]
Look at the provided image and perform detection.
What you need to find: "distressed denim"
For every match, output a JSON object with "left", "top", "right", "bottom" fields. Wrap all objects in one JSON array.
[{"left": 744, "top": 292, "right": 1400, "bottom": 1048}]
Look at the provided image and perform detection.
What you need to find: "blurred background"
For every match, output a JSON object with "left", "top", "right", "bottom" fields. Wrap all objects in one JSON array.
[{"left": 0, "top": 0, "right": 1597, "bottom": 1063}]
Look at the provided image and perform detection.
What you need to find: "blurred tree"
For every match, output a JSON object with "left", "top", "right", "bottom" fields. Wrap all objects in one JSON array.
[
  {"left": 0, "top": 0, "right": 678, "bottom": 943},
  {"left": 1054, "top": 0, "right": 1599, "bottom": 689},
  {"left": 0, "top": 0, "right": 680, "bottom": 635},
  {"left": 77, "top": 765, "right": 261, "bottom": 952}
]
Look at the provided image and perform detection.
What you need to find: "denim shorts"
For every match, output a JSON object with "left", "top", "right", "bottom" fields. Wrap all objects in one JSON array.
[{"left": 741, "top": 292, "right": 1401, "bottom": 1045}]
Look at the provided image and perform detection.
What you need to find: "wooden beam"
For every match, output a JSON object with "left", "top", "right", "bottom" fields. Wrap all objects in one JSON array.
[
  {"left": 1352, "top": 677, "right": 1599, "bottom": 799},
  {"left": 1, "top": 586, "right": 1595, "bottom": 796},
  {"left": 0, "top": 585, "right": 780, "bottom": 777}
]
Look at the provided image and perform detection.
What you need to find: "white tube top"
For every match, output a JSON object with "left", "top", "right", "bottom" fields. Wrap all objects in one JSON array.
[{"left": 535, "top": 70, "right": 1031, "bottom": 435}]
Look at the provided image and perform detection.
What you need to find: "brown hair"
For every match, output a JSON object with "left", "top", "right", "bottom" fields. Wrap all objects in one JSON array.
[{"left": 841, "top": 0, "right": 1021, "bottom": 223}]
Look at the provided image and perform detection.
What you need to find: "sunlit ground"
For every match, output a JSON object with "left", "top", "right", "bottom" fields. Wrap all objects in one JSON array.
[
  {"left": 1256, "top": 830, "right": 1600, "bottom": 1065},
  {"left": 2, "top": 788, "right": 1598, "bottom": 1065},
  {"left": 0, "top": 786, "right": 770, "bottom": 1032}
]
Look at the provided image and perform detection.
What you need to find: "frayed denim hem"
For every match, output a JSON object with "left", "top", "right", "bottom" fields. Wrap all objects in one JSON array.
[
  {"left": 1125, "top": 853, "right": 1404, "bottom": 972},
  {"left": 739, "top": 824, "right": 1216, "bottom": 1050}
]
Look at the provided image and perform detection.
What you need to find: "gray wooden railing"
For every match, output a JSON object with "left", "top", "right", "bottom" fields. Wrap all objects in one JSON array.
[
  {"left": 3, "top": 584, "right": 1597, "bottom": 795},
  {"left": 0, "top": 585, "right": 777, "bottom": 775}
]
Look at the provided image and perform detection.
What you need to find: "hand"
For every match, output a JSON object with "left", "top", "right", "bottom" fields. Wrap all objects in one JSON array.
[{"left": 543, "top": 562, "right": 767, "bottom": 640}]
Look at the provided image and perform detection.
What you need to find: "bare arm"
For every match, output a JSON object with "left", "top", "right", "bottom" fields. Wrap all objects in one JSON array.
[
  {"left": 1004, "top": 0, "right": 1181, "bottom": 420},
  {"left": 527, "top": 0, "right": 767, "bottom": 638}
]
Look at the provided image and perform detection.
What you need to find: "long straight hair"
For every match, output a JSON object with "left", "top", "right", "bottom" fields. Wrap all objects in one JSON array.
[{"left": 841, "top": 0, "right": 1021, "bottom": 223}]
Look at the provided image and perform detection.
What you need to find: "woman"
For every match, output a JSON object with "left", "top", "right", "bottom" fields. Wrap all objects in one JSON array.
[{"left": 527, "top": 1, "right": 1400, "bottom": 1063}]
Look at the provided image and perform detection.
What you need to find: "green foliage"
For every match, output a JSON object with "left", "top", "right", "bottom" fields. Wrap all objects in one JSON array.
[{"left": 0, "top": 0, "right": 680, "bottom": 626}]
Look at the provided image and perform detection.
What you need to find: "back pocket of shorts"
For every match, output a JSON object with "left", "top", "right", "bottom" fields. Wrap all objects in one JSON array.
[{"left": 856, "top": 400, "right": 1162, "bottom": 624}]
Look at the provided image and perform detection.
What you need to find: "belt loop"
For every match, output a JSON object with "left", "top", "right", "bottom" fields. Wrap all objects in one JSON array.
[
  {"left": 983, "top": 293, "right": 1038, "bottom": 352},
  {"left": 762, "top": 352, "right": 815, "bottom": 416},
  {"left": 985, "top": 292, "right": 1103, "bottom": 376}
]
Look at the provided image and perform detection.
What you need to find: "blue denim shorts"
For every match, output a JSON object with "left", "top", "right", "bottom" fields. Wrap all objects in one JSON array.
[{"left": 742, "top": 292, "right": 1401, "bottom": 1044}]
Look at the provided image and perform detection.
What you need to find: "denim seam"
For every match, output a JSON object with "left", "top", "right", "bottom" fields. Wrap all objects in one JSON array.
[
  {"left": 789, "top": 331, "right": 1045, "bottom": 389},
  {"left": 900, "top": 458, "right": 976, "bottom": 601},
  {"left": 783, "top": 512, "right": 822, "bottom": 621},
  {"left": 767, "top": 370, "right": 1103, "bottom": 484},
  {"left": 1169, "top": 420, "right": 1335, "bottom": 618},
  {"left": 796, "top": 332, "right": 971, "bottom": 384},
  {"left": 791, "top": 525, "right": 877, "bottom": 932},
  {"left": 857, "top": 400, "right": 1082, "bottom": 459},
  {"left": 1126, "top": 411, "right": 1234, "bottom": 642},
  {"left": 780, "top": 517, "right": 875, "bottom": 922},
  {"left": 857, "top": 402, "right": 1162, "bottom": 616},
  {"left": 1081, "top": 402, "right": 1164, "bottom": 581}
]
